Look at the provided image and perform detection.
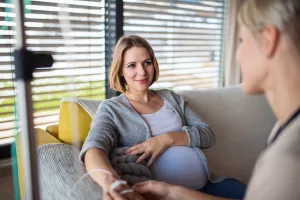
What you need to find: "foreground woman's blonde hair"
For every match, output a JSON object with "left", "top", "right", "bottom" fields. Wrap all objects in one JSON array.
[
  {"left": 238, "top": 0, "right": 300, "bottom": 49},
  {"left": 109, "top": 36, "right": 159, "bottom": 93}
]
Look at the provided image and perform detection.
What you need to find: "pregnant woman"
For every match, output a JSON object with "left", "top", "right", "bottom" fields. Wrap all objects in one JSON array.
[{"left": 79, "top": 36, "right": 245, "bottom": 200}]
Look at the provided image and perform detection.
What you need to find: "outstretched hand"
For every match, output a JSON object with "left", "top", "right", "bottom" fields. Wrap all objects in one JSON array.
[
  {"left": 103, "top": 180, "right": 174, "bottom": 200},
  {"left": 132, "top": 180, "right": 180, "bottom": 200},
  {"left": 102, "top": 178, "right": 146, "bottom": 200},
  {"left": 104, "top": 189, "right": 146, "bottom": 200}
]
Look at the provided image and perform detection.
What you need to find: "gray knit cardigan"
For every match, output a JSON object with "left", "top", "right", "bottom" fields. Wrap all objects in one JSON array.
[{"left": 79, "top": 89, "right": 217, "bottom": 181}]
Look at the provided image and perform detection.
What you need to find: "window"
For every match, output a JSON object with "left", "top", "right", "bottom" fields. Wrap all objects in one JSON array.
[
  {"left": 0, "top": 0, "right": 226, "bottom": 143},
  {"left": 124, "top": 0, "right": 225, "bottom": 90},
  {"left": 0, "top": 0, "right": 106, "bottom": 144}
]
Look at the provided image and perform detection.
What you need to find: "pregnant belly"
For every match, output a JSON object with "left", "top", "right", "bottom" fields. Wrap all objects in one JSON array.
[{"left": 150, "top": 146, "right": 208, "bottom": 190}]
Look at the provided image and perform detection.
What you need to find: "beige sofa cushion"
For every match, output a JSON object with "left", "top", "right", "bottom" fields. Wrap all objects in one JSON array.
[{"left": 177, "top": 85, "right": 276, "bottom": 183}]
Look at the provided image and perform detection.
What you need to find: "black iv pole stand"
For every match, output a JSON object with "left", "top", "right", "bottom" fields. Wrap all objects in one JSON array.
[{"left": 13, "top": 0, "right": 54, "bottom": 199}]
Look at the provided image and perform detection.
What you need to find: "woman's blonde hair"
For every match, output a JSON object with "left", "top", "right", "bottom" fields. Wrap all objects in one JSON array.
[
  {"left": 238, "top": 0, "right": 300, "bottom": 48},
  {"left": 109, "top": 36, "right": 159, "bottom": 93}
]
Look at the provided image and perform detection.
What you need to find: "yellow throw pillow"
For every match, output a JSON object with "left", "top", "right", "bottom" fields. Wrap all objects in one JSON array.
[{"left": 58, "top": 101, "right": 93, "bottom": 146}]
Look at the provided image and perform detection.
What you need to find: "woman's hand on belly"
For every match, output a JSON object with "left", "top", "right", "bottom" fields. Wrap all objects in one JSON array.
[{"left": 125, "top": 134, "right": 173, "bottom": 167}]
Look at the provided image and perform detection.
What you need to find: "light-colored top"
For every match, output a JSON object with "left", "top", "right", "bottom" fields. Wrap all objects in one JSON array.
[
  {"left": 245, "top": 109, "right": 300, "bottom": 200},
  {"left": 79, "top": 89, "right": 216, "bottom": 182},
  {"left": 141, "top": 101, "right": 208, "bottom": 189}
]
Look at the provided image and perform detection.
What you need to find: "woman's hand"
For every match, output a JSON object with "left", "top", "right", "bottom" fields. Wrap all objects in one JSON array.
[
  {"left": 132, "top": 180, "right": 180, "bottom": 200},
  {"left": 133, "top": 181, "right": 228, "bottom": 200},
  {"left": 125, "top": 134, "right": 172, "bottom": 167},
  {"left": 102, "top": 175, "right": 140, "bottom": 200},
  {"left": 101, "top": 173, "right": 121, "bottom": 194},
  {"left": 104, "top": 187, "right": 146, "bottom": 200}
]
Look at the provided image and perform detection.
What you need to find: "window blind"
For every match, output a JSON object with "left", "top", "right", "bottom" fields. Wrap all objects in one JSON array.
[
  {"left": 0, "top": 0, "right": 106, "bottom": 142},
  {"left": 0, "top": 0, "right": 225, "bottom": 142},
  {"left": 123, "top": 0, "right": 225, "bottom": 90},
  {"left": 0, "top": 1, "right": 17, "bottom": 143}
]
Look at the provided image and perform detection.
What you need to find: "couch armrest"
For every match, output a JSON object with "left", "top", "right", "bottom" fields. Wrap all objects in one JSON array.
[
  {"left": 45, "top": 124, "right": 59, "bottom": 139},
  {"left": 16, "top": 128, "right": 62, "bottom": 199}
]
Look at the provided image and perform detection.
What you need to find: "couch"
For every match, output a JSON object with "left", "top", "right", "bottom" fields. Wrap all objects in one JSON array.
[{"left": 16, "top": 85, "right": 276, "bottom": 199}]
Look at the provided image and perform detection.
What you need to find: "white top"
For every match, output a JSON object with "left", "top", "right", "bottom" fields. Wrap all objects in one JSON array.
[{"left": 141, "top": 101, "right": 208, "bottom": 189}]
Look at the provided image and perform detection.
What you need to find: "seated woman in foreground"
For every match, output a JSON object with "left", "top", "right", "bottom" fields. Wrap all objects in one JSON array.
[{"left": 79, "top": 35, "right": 245, "bottom": 200}]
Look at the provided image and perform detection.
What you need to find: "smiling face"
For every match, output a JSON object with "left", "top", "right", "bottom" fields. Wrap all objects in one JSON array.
[{"left": 121, "top": 47, "right": 155, "bottom": 93}]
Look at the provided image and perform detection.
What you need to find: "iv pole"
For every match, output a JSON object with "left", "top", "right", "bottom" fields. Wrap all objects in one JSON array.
[{"left": 13, "top": 0, "right": 53, "bottom": 199}]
